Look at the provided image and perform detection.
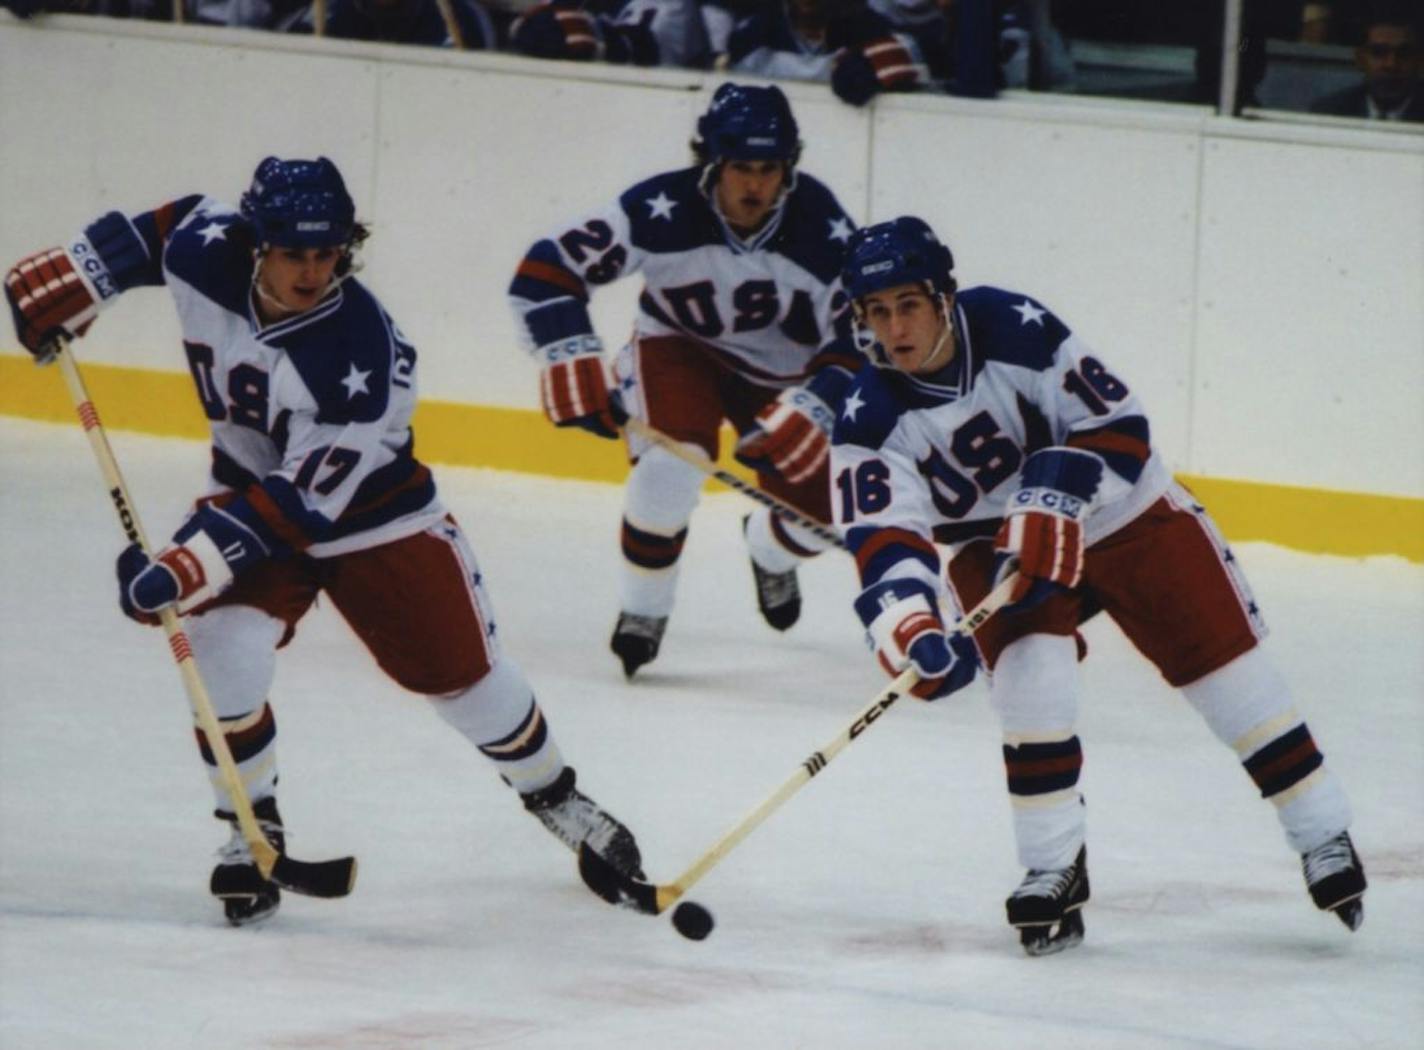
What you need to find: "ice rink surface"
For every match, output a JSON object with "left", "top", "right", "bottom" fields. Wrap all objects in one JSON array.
[{"left": 1, "top": 416, "right": 1421, "bottom": 1050}]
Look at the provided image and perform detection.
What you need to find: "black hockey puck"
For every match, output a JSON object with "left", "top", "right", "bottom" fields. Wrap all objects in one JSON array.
[{"left": 670, "top": 901, "right": 715, "bottom": 941}]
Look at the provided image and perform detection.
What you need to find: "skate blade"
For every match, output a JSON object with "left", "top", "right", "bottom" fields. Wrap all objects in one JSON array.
[
  {"left": 1019, "top": 909, "right": 1085, "bottom": 957},
  {"left": 1331, "top": 897, "right": 1364, "bottom": 931}
]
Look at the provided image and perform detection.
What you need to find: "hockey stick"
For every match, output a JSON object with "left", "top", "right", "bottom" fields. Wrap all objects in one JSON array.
[
  {"left": 50, "top": 337, "right": 356, "bottom": 900},
  {"left": 579, "top": 571, "right": 1019, "bottom": 916},
  {"left": 619, "top": 414, "right": 847, "bottom": 551},
  {"left": 433, "top": 0, "right": 467, "bottom": 48}
]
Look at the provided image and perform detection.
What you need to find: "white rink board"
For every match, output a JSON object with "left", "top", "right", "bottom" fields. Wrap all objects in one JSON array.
[
  {"left": 1, "top": 15, "right": 1421, "bottom": 498},
  {"left": 1194, "top": 132, "right": 1424, "bottom": 497}
]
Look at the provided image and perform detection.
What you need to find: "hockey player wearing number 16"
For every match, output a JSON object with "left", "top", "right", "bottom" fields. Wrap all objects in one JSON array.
[
  {"left": 509, "top": 83, "right": 862, "bottom": 679},
  {"left": 4, "top": 156, "right": 643, "bottom": 926},
  {"left": 833, "top": 217, "right": 1366, "bottom": 955}
]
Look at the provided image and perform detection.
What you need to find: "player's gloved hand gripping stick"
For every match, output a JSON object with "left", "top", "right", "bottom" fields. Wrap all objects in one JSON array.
[
  {"left": 609, "top": 397, "right": 847, "bottom": 551},
  {"left": 48, "top": 335, "right": 357, "bottom": 901},
  {"left": 578, "top": 571, "right": 1019, "bottom": 934}
]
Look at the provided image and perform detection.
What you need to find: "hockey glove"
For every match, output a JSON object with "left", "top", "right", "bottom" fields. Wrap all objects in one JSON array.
[
  {"left": 734, "top": 384, "right": 835, "bottom": 485},
  {"left": 511, "top": 2, "right": 602, "bottom": 60},
  {"left": 992, "top": 447, "right": 1104, "bottom": 613},
  {"left": 539, "top": 344, "right": 619, "bottom": 440},
  {"left": 854, "top": 578, "right": 979, "bottom": 700},
  {"left": 115, "top": 504, "right": 269, "bottom": 624},
  {"left": 831, "top": 37, "right": 922, "bottom": 107},
  {"left": 5, "top": 247, "right": 101, "bottom": 362}
]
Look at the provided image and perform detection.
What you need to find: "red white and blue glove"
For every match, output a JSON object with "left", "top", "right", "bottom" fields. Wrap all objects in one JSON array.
[
  {"left": 5, "top": 246, "right": 101, "bottom": 362},
  {"left": 854, "top": 578, "right": 979, "bottom": 700},
  {"left": 735, "top": 384, "right": 835, "bottom": 485},
  {"left": 116, "top": 505, "right": 268, "bottom": 625},
  {"left": 831, "top": 36, "right": 923, "bottom": 107},
  {"left": 511, "top": 2, "right": 602, "bottom": 60},
  {"left": 992, "top": 447, "right": 1104, "bottom": 613},
  {"left": 539, "top": 339, "right": 620, "bottom": 440}
]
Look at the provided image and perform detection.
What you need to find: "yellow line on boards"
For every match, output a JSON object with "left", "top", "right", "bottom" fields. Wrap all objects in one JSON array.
[{"left": 1, "top": 355, "right": 1419, "bottom": 562}]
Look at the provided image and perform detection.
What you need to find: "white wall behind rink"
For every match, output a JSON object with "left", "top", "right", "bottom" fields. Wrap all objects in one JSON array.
[{"left": 1, "top": 15, "right": 1420, "bottom": 499}]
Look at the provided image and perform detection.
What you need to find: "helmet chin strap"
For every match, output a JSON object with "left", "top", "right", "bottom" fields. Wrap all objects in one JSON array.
[
  {"left": 250, "top": 245, "right": 357, "bottom": 321},
  {"left": 915, "top": 291, "right": 954, "bottom": 373}
]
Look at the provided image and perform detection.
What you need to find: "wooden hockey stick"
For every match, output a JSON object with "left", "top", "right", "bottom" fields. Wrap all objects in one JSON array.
[
  {"left": 619, "top": 414, "right": 847, "bottom": 551},
  {"left": 579, "top": 571, "right": 1020, "bottom": 916},
  {"left": 51, "top": 338, "right": 356, "bottom": 900},
  {"left": 433, "top": 0, "right": 467, "bottom": 48}
]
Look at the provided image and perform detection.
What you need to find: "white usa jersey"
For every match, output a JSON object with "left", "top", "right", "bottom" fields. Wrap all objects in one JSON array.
[
  {"left": 78, "top": 194, "right": 446, "bottom": 559},
  {"left": 509, "top": 166, "right": 859, "bottom": 387},
  {"left": 831, "top": 286, "right": 1171, "bottom": 593}
]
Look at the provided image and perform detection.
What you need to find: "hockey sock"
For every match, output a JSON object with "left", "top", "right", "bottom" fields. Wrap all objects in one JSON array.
[
  {"left": 187, "top": 606, "right": 283, "bottom": 810},
  {"left": 430, "top": 658, "right": 565, "bottom": 796},
  {"left": 619, "top": 445, "right": 703, "bottom": 616},
  {"left": 1182, "top": 647, "right": 1352, "bottom": 852}
]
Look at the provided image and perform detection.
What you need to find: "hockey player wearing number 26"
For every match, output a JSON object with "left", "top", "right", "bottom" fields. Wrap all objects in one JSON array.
[
  {"left": 833, "top": 217, "right": 1366, "bottom": 955},
  {"left": 4, "top": 156, "right": 643, "bottom": 926},
  {"left": 509, "top": 83, "right": 862, "bottom": 679}
]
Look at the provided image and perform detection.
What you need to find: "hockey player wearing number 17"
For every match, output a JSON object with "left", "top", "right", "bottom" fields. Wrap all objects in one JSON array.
[
  {"left": 4, "top": 156, "right": 643, "bottom": 926},
  {"left": 833, "top": 217, "right": 1366, "bottom": 955}
]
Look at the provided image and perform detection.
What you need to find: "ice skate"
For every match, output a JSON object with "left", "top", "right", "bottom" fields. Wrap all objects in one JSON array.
[
  {"left": 523, "top": 766, "right": 644, "bottom": 879},
  {"left": 609, "top": 612, "right": 667, "bottom": 678},
  {"left": 743, "top": 515, "right": 801, "bottom": 631},
  {"left": 210, "top": 796, "right": 285, "bottom": 927},
  {"left": 1302, "top": 831, "right": 1366, "bottom": 931},
  {"left": 1006, "top": 845, "right": 1089, "bottom": 956}
]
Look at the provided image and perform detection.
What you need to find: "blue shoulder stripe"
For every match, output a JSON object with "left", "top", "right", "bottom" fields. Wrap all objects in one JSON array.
[
  {"left": 832, "top": 368, "right": 906, "bottom": 452},
  {"left": 958, "top": 286, "right": 1070, "bottom": 374},
  {"left": 272, "top": 282, "right": 394, "bottom": 425},
  {"left": 773, "top": 174, "right": 855, "bottom": 285},
  {"left": 620, "top": 168, "right": 723, "bottom": 255}
]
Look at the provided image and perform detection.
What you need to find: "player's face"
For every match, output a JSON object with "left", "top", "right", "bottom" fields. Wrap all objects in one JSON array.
[
  {"left": 715, "top": 160, "right": 787, "bottom": 232},
  {"left": 255, "top": 246, "right": 342, "bottom": 320},
  {"left": 859, "top": 284, "right": 955, "bottom": 374}
]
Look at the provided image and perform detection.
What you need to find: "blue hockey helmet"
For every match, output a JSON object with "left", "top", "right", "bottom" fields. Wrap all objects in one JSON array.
[
  {"left": 841, "top": 216, "right": 956, "bottom": 303},
  {"left": 240, "top": 156, "right": 356, "bottom": 250},
  {"left": 693, "top": 83, "right": 802, "bottom": 167}
]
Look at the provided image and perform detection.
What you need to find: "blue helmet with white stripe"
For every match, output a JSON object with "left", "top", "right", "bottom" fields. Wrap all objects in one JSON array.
[
  {"left": 240, "top": 157, "right": 356, "bottom": 250},
  {"left": 841, "top": 216, "right": 956, "bottom": 302},
  {"left": 693, "top": 83, "right": 802, "bottom": 168}
]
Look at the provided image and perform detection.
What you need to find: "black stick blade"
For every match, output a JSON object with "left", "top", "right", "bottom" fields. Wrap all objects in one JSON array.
[
  {"left": 578, "top": 843, "right": 659, "bottom": 914},
  {"left": 270, "top": 854, "right": 358, "bottom": 899}
]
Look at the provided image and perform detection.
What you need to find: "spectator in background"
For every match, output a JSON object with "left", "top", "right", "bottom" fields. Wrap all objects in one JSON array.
[
  {"left": 509, "top": 0, "right": 708, "bottom": 66},
  {"left": 324, "top": 0, "right": 496, "bottom": 47},
  {"left": 700, "top": 0, "right": 758, "bottom": 63},
  {"left": 1298, "top": 1, "right": 1333, "bottom": 43},
  {"left": 874, "top": 0, "right": 1033, "bottom": 95},
  {"left": 1311, "top": 5, "right": 1422, "bottom": 122},
  {"left": 723, "top": 0, "right": 935, "bottom": 105},
  {"left": 213, "top": 0, "right": 311, "bottom": 30}
]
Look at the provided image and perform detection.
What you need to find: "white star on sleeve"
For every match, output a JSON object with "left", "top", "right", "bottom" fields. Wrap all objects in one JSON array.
[
  {"left": 841, "top": 389, "right": 866, "bottom": 422},
  {"left": 647, "top": 192, "right": 677, "bottom": 221},
  {"left": 1012, "top": 299, "right": 1047, "bottom": 326},
  {"left": 340, "top": 362, "right": 372, "bottom": 399},
  {"left": 828, "top": 217, "right": 854, "bottom": 243},
  {"left": 197, "top": 221, "right": 228, "bottom": 245}
]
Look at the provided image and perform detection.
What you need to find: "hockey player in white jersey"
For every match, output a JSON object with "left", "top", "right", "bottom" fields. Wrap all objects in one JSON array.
[
  {"left": 5, "top": 157, "right": 642, "bottom": 926},
  {"left": 832, "top": 216, "right": 1366, "bottom": 954},
  {"left": 509, "top": 83, "right": 862, "bottom": 677}
]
